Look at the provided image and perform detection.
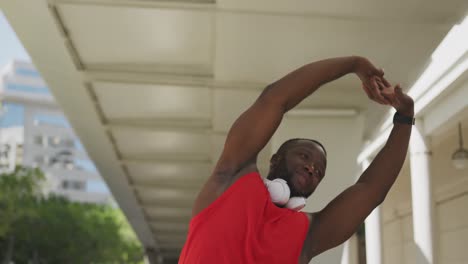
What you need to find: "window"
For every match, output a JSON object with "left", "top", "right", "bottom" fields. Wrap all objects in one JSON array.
[
  {"left": 6, "top": 83, "right": 49, "bottom": 94},
  {"left": 34, "top": 155, "right": 49, "bottom": 165},
  {"left": 0, "top": 103, "right": 24, "bottom": 128},
  {"left": 34, "top": 135, "right": 44, "bottom": 146},
  {"left": 61, "top": 180, "right": 86, "bottom": 191}
]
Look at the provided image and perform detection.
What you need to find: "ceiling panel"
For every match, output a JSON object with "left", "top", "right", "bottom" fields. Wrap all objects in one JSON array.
[
  {"left": 145, "top": 207, "right": 192, "bottom": 220},
  {"left": 151, "top": 221, "right": 189, "bottom": 232},
  {"left": 58, "top": 3, "right": 214, "bottom": 69},
  {"left": 218, "top": 0, "right": 467, "bottom": 24},
  {"left": 112, "top": 128, "right": 211, "bottom": 157},
  {"left": 156, "top": 237, "right": 188, "bottom": 247},
  {"left": 213, "top": 89, "right": 259, "bottom": 132},
  {"left": 93, "top": 82, "right": 212, "bottom": 120},
  {"left": 214, "top": 12, "right": 443, "bottom": 85},
  {"left": 137, "top": 187, "right": 198, "bottom": 203},
  {"left": 126, "top": 161, "right": 211, "bottom": 185}
]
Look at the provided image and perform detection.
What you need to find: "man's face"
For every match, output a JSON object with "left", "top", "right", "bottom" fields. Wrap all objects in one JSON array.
[{"left": 270, "top": 140, "right": 327, "bottom": 198}]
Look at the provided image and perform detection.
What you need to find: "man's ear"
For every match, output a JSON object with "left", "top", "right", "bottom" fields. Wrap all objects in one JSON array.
[{"left": 270, "top": 153, "right": 280, "bottom": 169}]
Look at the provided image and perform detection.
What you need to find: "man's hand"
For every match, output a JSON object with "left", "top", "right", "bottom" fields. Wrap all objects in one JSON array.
[
  {"left": 353, "top": 56, "right": 390, "bottom": 105},
  {"left": 377, "top": 79, "right": 415, "bottom": 116}
]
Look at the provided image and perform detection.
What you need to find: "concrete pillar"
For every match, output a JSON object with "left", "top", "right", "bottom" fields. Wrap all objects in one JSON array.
[
  {"left": 362, "top": 159, "right": 383, "bottom": 264},
  {"left": 409, "top": 122, "right": 436, "bottom": 264},
  {"left": 341, "top": 234, "right": 359, "bottom": 264},
  {"left": 145, "top": 248, "right": 163, "bottom": 264}
]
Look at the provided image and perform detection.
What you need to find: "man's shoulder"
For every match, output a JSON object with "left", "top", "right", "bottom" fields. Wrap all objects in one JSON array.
[{"left": 192, "top": 163, "right": 260, "bottom": 217}]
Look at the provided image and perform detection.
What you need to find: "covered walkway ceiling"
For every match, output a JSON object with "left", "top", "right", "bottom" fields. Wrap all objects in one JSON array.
[{"left": 2, "top": 0, "right": 467, "bottom": 262}]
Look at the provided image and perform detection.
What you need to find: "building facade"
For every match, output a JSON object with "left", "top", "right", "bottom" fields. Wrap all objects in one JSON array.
[{"left": 0, "top": 60, "right": 112, "bottom": 204}]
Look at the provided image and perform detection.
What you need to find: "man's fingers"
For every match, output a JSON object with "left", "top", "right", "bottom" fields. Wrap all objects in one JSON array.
[
  {"left": 377, "top": 67, "right": 385, "bottom": 77},
  {"left": 374, "top": 90, "right": 389, "bottom": 105},
  {"left": 375, "top": 78, "right": 387, "bottom": 90},
  {"left": 381, "top": 76, "right": 391, "bottom": 87},
  {"left": 376, "top": 79, "right": 392, "bottom": 104},
  {"left": 362, "top": 84, "right": 374, "bottom": 100},
  {"left": 380, "top": 91, "right": 392, "bottom": 105},
  {"left": 372, "top": 80, "right": 391, "bottom": 104},
  {"left": 393, "top": 93, "right": 402, "bottom": 107},
  {"left": 363, "top": 83, "right": 385, "bottom": 104},
  {"left": 383, "top": 94, "right": 395, "bottom": 106},
  {"left": 395, "top": 84, "right": 404, "bottom": 98},
  {"left": 370, "top": 77, "right": 379, "bottom": 90},
  {"left": 393, "top": 84, "right": 406, "bottom": 106}
]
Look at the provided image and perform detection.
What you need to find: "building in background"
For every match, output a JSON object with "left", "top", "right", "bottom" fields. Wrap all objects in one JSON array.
[{"left": 0, "top": 60, "right": 112, "bottom": 205}]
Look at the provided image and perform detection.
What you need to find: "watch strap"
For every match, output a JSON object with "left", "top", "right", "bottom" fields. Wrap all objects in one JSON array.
[{"left": 393, "top": 112, "right": 415, "bottom": 125}]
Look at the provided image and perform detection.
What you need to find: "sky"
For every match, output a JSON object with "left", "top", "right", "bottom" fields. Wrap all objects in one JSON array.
[{"left": 0, "top": 11, "right": 30, "bottom": 68}]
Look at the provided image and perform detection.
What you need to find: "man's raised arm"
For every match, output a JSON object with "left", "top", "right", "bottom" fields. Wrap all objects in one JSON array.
[
  {"left": 303, "top": 83, "right": 414, "bottom": 260},
  {"left": 214, "top": 56, "right": 387, "bottom": 176},
  {"left": 193, "top": 56, "right": 388, "bottom": 216}
]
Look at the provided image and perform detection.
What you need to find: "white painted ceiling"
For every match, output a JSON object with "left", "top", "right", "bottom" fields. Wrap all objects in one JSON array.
[{"left": 2, "top": 0, "right": 467, "bottom": 262}]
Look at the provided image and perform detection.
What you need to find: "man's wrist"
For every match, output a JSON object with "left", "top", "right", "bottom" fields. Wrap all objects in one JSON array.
[
  {"left": 350, "top": 56, "right": 363, "bottom": 73},
  {"left": 396, "top": 107, "right": 414, "bottom": 117},
  {"left": 393, "top": 111, "right": 415, "bottom": 125}
]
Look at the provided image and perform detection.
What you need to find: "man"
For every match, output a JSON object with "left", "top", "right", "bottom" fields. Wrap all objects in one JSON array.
[{"left": 178, "top": 56, "right": 414, "bottom": 263}]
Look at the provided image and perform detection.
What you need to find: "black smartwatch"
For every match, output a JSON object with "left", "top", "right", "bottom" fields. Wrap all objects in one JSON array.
[{"left": 393, "top": 112, "right": 415, "bottom": 125}]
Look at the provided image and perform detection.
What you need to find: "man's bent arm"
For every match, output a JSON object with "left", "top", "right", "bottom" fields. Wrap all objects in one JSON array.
[{"left": 304, "top": 95, "right": 413, "bottom": 259}]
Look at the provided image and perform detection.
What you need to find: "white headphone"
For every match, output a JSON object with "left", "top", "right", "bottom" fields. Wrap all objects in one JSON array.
[{"left": 263, "top": 178, "right": 306, "bottom": 211}]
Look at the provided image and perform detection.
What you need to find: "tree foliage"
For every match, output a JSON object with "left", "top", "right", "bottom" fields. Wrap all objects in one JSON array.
[{"left": 0, "top": 166, "right": 144, "bottom": 263}]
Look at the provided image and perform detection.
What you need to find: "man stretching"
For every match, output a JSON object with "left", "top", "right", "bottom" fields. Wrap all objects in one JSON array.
[{"left": 178, "top": 56, "right": 414, "bottom": 264}]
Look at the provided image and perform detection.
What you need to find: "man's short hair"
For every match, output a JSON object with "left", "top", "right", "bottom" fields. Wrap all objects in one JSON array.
[{"left": 276, "top": 138, "right": 327, "bottom": 156}]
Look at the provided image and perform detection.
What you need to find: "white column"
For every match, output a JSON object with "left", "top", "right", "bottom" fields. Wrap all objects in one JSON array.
[
  {"left": 362, "top": 159, "right": 383, "bottom": 264},
  {"left": 409, "top": 122, "right": 435, "bottom": 264},
  {"left": 341, "top": 234, "right": 359, "bottom": 264}
]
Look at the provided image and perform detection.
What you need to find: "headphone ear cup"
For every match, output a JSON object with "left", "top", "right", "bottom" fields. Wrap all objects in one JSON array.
[
  {"left": 285, "top": 197, "right": 306, "bottom": 211},
  {"left": 263, "top": 178, "right": 290, "bottom": 205}
]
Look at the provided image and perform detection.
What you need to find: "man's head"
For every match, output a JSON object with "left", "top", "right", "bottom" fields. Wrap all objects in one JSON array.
[{"left": 267, "top": 138, "right": 327, "bottom": 198}]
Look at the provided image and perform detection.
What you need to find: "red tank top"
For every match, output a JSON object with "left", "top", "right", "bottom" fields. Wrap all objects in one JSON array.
[{"left": 178, "top": 172, "right": 310, "bottom": 264}]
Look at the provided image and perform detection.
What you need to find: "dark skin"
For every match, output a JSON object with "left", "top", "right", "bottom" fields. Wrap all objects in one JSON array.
[
  {"left": 267, "top": 141, "right": 327, "bottom": 198},
  {"left": 192, "top": 56, "right": 414, "bottom": 263}
]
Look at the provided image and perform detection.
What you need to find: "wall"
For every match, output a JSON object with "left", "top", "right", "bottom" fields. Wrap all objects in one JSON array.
[
  {"left": 382, "top": 186, "right": 468, "bottom": 264},
  {"left": 382, "top": 119, "right": 468, "bottom": 264}
]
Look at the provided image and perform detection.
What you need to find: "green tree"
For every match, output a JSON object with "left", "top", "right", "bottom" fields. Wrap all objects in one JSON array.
[
  {"left": 0, "top": 166, "right": 45, "bottom": 263},
  {"left": 0, "top": 167, "right": 144, "bottom": 263}
]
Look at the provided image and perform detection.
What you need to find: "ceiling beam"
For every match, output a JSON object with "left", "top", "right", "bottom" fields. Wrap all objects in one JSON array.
[
  {"left": 423, "top": 80, "right": 468, "bottom": 136},
  {"left": 52, "top": 0, "right": 215, "bottom": 10},
  {"left": 121, "top": 153, "right": 212, "bottom": 164},
  {"left": 152, "top": 229, "right": 188, "bottom": 236},
  {"left": 151, "top": 223, "right": 188, "bottom": 232},
  {"left": 84, "top": 70, "right": 265, "bottom": 91},
  {"left": 147, "top": 215, "right": 191, "bottom": 222},
  {"left": 135, "top": 187, "right": 198, "bottom": 200},
  {"left": 156, "top": 234, "right": 188, "bottom": 240},
  {"left": 105, "top": 117, "right": 212, "bottom": 131},
  {"left": 84, "top": 63, "right": 213, "bottom": 78},
  {"left": 131, "top": 181, "right": 203, "bottom": 190},
  {"left": 141, "top": 199, "right": 194, "bottom": 208},
  {"left": 51, "top": 0, "right": 456, "bottom": 26}
]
